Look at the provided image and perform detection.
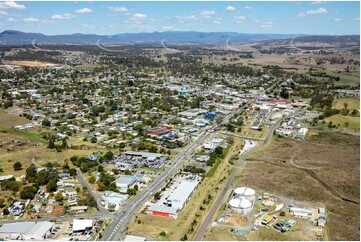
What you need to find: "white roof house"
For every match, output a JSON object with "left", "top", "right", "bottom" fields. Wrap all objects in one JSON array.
[{"left": 124, "top": 235, "right": 146, "bottom": 241}]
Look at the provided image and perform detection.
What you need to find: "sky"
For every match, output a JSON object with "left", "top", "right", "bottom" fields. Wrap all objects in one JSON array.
[{"left": 0, "top": 1, "right": 359, "bottom": 35}]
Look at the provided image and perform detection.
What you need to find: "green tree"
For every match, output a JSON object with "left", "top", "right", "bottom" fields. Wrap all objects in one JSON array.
[
  {"left": 20, "top": 186, "right": 37, "bottom": 200},
  {"left": 13, "top": 162, "right": 22, "bottom": 171},
  {"left": 26, "top": 165, "right": 37, "bottom": 182},
  {"left": 54, "top": 192, "right": 63, "bottom": 201},
  {"left": 46, "top": 180, "right": 58, "bottom": 192}
]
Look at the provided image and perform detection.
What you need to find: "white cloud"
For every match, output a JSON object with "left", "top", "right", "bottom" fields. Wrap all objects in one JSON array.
[
  {"left": 213, "top": 20, "right": 221, "bottom": 25},
  {"left": 162, "top": 26, "right": 175, "bottom": 30},
  {"left": 311, "top": 1, "right": 327, "bottom": 4},
  {"left": 82, "top": 23, "right": 93, "bottom": 28},
  {"left": 226, "top": 6, "right": 236, "bottom": 11},
  {"left": 51, "top": 13, "right": 75, "bottom": 20},
  {"left": 7, "top": 17, "right": 16, "bottom": 22},
  {"left": 353, "top": 17, "right": 360, "bottom": 21},
  {"left": 244, "top": 6, "right": 253, "bottom": 10},
  {"left": 132, "top": 13, "right": 147, "bottom": 19},
  {"left": 75, "top": 8, "right": 93, "bottom": 14},
  {"left": 23, "top": 17, "right": 39, "bottom": 22},
  {"left": 200, "top": 10, "right": 216, "bottom": 18},
  {"left": 234, "top": 15, "right": 246, "bottom": 23},
  {"left": 108, "top": 6, "right": 129, "bottom": 12},
  {"left": 254, "top": 20, "right": 260, "bottom": 23},
  {"left": 261, "top": 21, "right": 273, "bottom": 29},
  {"left": 0, "top": 1, "right": 26, "bottom": 10},
  {"left": 175, "top": 15, "right": 198, "bottom": 22},
  {"left": 0, "top": 10, "right": 8, "bottom": 15},
  {"left": 334, "top": 18, "right": 342, "bottom": 22},
  {"left": 298, "top": 7, "right": 328, "bottom": 17}
]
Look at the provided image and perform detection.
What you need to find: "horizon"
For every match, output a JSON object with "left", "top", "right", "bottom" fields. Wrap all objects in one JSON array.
[{"left": 0, "top": 1, "right": 359, "bottom": 35}]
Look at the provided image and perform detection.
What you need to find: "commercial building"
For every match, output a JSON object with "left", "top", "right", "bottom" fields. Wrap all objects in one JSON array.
[
  {"left": 289, "top": 207, "right": 313, "bottom": 218},
  {"left": 72, "top": 219, "right": 93, "bottom": 233},
  {"left": 166, "top": 180, "right": 199, "bottom": 211},
  {"left": 115, "top": 175, "right": 141, "bottom": 192},
  {"left": 146, "top": 204, "right": 178, "bottom": 218},
  {"left": 0, "top": 221, "right": 54, "bottom": 240}
]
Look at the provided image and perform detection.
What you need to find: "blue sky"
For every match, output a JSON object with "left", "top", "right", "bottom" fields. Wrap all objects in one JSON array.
[{"left": 0, "top": 1, "right": 359, "bottom": 35}]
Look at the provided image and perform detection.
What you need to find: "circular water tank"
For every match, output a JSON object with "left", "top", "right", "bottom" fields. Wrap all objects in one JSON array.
[
  {"left": 228, "top": 198, "right": 252, "bottom": 214},
  {"left": 234, "top": 187, "right": 256, "bottom": 202}
]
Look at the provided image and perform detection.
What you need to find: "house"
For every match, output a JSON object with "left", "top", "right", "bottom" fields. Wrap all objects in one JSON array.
[
  {"left": 69, "top": 206, "right": 88, "bottom": 214},
  {"left": 9, "top": 201, "right": 25, "bottom": 216},
  {"left": 58, "top": 173, "right": 70, "bottom": 179},
  {"left": 0, "top": 175, "right": 14, "bottom": 182}
]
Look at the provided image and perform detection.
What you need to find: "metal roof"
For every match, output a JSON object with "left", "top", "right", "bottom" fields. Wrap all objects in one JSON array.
[
  {"left": 115, "top": 175, "right": 140, "bottom": 186},
  {"left": 73, "top": 219, "right": 92, "bottom": 232},
  {"left": 0, "top": 222, "right": 35, "bottom": 234},
  {"left": 147, "top": 204, "right": 178, "bottom": 215},
  {"left": 124, "top": 151, "right": 163, "bottom": 158},
  {"left": 23, "top": 221, "right": 54, "bottom": 238},
  {"left": 167, "top": 180, "right": 198, "bottom": 206}
]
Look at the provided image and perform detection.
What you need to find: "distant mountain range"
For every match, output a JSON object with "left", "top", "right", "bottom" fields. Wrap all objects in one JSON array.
[
  {"left": 0, "top": 30, "right": 358, "bottom": 46},
  {"left": 0, "top": 30, "right": 307, "bottom": 45}
]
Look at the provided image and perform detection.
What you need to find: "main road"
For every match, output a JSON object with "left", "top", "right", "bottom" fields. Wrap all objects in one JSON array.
[
  {"left": 100, "top": 129, "right": 211, "bottom": 240},
  {"left": 193, "top": 116, "right": 289, "bottom": 240}
]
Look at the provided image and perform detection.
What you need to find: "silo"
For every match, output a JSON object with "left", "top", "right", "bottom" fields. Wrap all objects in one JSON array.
[
  {"left": 233, "top": 187, "right": 256, "bottom": 202},
  {"left": 228, "top": 197, "right": 252, "bottom": 215}
]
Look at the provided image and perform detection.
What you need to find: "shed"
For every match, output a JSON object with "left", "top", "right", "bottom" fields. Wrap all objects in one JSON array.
[
  {"left": 72, "top": 219, "right": 93, "bottom": 232},
  {"left": 23, "top": 221, "right": 54, "bottom": 240}
]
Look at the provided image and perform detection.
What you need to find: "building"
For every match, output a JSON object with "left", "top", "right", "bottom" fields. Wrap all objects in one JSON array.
[
  {"left": 167, "top": 180, "right": 199, "bottom": 211},
  {"left": 103, "top": 192, "right": 129, "bottom": 211},
  {"left": 115, "top": 175, "right": 141, "bottom": 192},
  {"left": 69, "top": 206, "right": 88, "bottom": 214},
  {"left": 124, "top": 151, "right": 163, "bottom": 159},
  {"left": 72, "top": 219, "right": 93, "bottom": 233},
  {"left": 146, "top": 204, "right": 178, "bottom": 218},
  {"left": 296, "top": 128, "right": 308, "bottom": 140},
  {"left": 289, "top": 207, "right": 313, "bottom": 218},
  {"left": 9, "top": 201, "right": 26, "bottom": 216},
  {"left": 0, "top": 175, "right": 14, "bottom": 182},
  {"left": 23, "top": 221, "right": 54, "bottom": 240},
  {"left": 145, "top": 126, "right": 171, "bottom": 137},
  {"left": 0, "top": 221, "right": 54, "bottom": 240},
  {"left": 179, "top": 109, "right": 207, "bottom": 119},
  {"left": 261, "top": 214, "right": 274, "bottom": 225},
  {"left": 124, "top": 235, "right": 146, "bottom": 241}
]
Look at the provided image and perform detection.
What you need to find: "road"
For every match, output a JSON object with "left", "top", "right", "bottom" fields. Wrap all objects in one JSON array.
[
  {"left": 193, "top": 119, "right": 282, "bottom": 241},
  {"left": 76, "top": 169, "right": 109, "bottom": 216},
  {"left": 100, "top": 130, "right": 212, "bottom": 241}
]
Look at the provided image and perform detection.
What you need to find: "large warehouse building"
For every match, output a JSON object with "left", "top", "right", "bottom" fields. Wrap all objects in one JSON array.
[
  {"left": 145, "top": 204, "right": 178, "bottom": 218},
  {"left": 0, "top": 221, "right": 54, "bottom": 240},
  {"left": 167, "top": 180, "right": 199, "bottom": 211}
]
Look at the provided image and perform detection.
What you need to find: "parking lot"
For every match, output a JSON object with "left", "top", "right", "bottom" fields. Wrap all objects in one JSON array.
[{"left": 110, "top": 152, "right": 171, "bottom": 169}]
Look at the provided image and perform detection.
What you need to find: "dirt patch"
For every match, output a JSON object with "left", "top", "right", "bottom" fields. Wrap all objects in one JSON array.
[
  {"left": 237, "top": 132, "right": 360, "bottom": 240},
  {"left": 0, "top": 111, "right": 29, "bottom": 129},
  {"left": 3, "top": 60, "right": 57, "bottom": 67},
  {"left": 224, "top": 214, "right": 247, "bottom": 227}
]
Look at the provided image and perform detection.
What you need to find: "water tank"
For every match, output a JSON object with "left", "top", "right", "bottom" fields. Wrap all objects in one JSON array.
[
  {"left": 233, "top": 187, "right": 256, "bottom": 202},
  {"left": 228, "top": 198, "right": 252, "bottom": 214}
]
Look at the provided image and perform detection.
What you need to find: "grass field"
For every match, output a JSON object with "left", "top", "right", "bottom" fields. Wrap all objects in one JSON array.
[
  {"left": 0, "top": 111, "right": 29, "bottom": 129},
  {"left": 324, "top": 114, "right": 360, "bottom": 130},
  {"left": 3, "top": 128, "right": 48, "bottom": 144},
  {"left": 332, "top": 98, "right": 360, "bottom": 111},
  {"left": 235, "top": 132, "right": 360, "bottom": 241}
]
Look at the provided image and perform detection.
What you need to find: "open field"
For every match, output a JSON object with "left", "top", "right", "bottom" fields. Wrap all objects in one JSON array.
[
  {"left": 324, "top": 114, "right": 360, "bottom": 130},
  {"left": 0, "top": 111, "right": 29, "bottom": 129},
  {"left": 3, "top": 60, "right": 57, "bottom": 67},
  {"left": 236, "top": 132, "right": 360, "bottom": 241},
  {"left": 332, "top": 98, "right": 360, "bottom": 110}
]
